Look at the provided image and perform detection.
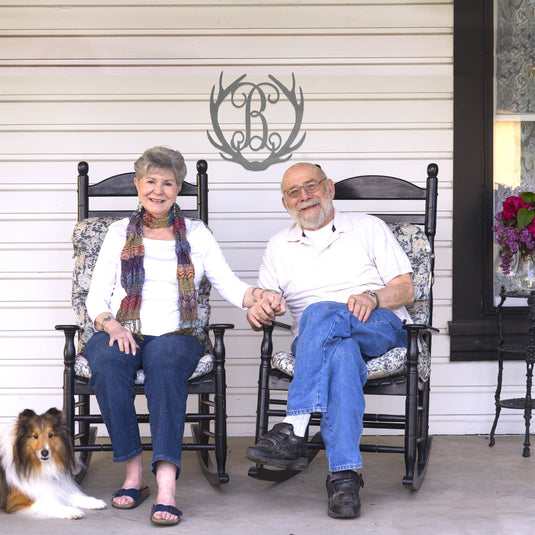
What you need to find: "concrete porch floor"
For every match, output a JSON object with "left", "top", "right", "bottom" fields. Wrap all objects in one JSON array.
[{"left": 2, "top": 434, "right": 535, "bottom": 534}]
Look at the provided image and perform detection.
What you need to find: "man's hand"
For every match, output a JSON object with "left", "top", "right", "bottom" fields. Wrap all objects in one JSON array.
[
  {"left": 347, "top": 293, "right": 376, "bottom": 322},
  {"left": 347, "top": 273, "right": 414, "bottom": 323},
  {"left": 247, "top": 290, "right": 286, "bottom": 330}
]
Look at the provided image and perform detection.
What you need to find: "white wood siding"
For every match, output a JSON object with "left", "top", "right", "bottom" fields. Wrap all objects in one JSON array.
[{"left": 0, "top": 1, "right": 517, "bottom": 438}]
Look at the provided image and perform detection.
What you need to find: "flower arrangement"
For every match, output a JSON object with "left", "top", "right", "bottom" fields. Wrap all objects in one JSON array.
[{"left": 493, "top": 192, "right": 535, "bottom": 274}]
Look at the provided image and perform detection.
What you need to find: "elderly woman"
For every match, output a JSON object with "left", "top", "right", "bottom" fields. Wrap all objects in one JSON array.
[{"left": 84, "top": 146, "right": 284, "bottom": 525}]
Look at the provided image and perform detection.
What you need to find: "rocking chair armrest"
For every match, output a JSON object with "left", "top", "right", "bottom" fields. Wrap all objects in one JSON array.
[
  {"left": 261, "top": 320, "right": 292, "bottom": 340},
  {"left": 272, "top": 320, "right": 292, "bottom": 330},
  {"left": 55, "top": 324, "right": 80, "bottom": 368},
  {"left": 208, "top": 323, "right": 235, "bottom": 332},
  {"left": 259, "top": 321, "right": 292, "bottom": 365},
  {"left": 402, "top": 323, "right": 439, "bottom": 335},
  {"left": 208, "top": 324, "right": 235, "bottom": 365},
  {"left": 55, "top": 324, "right": 80, "bottom": 333},
  {"left": 402, "top": 323, "right": 438, "bottom": 366}
]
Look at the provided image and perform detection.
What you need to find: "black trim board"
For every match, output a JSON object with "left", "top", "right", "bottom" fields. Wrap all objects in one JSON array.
[{"left": 449, "top": 0, "right": 529, "bottom": 360}]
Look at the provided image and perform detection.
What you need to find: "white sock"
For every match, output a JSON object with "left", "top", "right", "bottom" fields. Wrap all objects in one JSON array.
[{"left": 283, "top": 413, "right": 311, "bottom": 437}]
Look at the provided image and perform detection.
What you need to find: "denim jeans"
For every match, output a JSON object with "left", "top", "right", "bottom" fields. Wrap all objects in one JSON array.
[
  {"left": 288, "top": 301, "right": 407, "bottom": 472},
  {"left": 84, "top": 331, "right": 203, "bottom": 476}
]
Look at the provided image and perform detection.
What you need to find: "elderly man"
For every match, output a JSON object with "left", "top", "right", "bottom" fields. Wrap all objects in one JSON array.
[{"left": 245, "top": 162, "right": 414, "bottom": 519}]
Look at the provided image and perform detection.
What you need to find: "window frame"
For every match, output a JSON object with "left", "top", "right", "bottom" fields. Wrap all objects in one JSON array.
[{"left": 449, "top": 0, "right": 531, "bottom": 361}]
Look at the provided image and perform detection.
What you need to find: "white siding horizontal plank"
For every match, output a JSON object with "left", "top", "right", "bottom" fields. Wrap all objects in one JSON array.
[
  {"left": 2, "top": 5, "right": 451, "bottom": 32},
  {"left": 0, "top": 99, "right": 452, "bottom": 125},
  {"left": 0, "top": 128, "right": 451, "bottom": 156},
  {"left": 0, "top": 276, "right": 71, "bottom": 302},
  {"left": 1, "top": 34, "right": 452, "bottom": 62},
  {"left": 2, "top": 72, "right": 452, "bottom": 98},
  {"left": 430, "top": 360, "right": 529, "bottom": 389},
  {"left": 0, "top": 304, "right": 76, "bottom": 332},
  {"left": 5, "top": 0, "right": 449, "bottom": 7},
  {"left": 0, "top": 333, "right": 66, "bottom": 360},
  {"left": 0, "top": 245, "right": 73, "bottom": 272},
  {"left": 0, "top": 219, "right": 74, "bottom": 244}
]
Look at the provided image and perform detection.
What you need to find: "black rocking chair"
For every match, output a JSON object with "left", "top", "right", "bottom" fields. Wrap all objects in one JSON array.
[{"left": 248, "top": 163, "right": 439, "bottom": 490}]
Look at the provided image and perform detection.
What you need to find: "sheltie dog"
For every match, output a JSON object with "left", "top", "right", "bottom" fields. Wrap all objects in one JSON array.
[{"left": 0, "top": 408, "right": 106, "bottom": 519}]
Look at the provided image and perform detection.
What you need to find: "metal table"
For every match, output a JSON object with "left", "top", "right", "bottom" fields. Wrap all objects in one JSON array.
[{"left": 489, "top": 287, "right": 535, "bottom": 457}]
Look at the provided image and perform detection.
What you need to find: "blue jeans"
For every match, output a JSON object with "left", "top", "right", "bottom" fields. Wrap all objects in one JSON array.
[
  {"left": 84, "top": 331, "right": 203, "bottom": 476},
  {"left": 288, "top": 301, "right": 407, "bottom": 472}
]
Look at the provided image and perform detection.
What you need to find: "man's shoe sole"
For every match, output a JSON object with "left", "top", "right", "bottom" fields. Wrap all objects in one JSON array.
[
  {"left": 246, "top": 446, "right": 309, "bottom": 470},
  {"left": 327, "top": 505, "right": 361, "bottom": 519}
]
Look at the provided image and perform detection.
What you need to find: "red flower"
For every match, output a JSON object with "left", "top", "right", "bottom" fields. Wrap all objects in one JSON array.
[{"left": 502, "top": 194, "right": 531, "bottom": 221}]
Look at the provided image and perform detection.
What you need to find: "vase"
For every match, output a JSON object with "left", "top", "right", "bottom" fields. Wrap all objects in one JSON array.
[{"left": 511, "top": 254, "right": 535, "bottom": 291}]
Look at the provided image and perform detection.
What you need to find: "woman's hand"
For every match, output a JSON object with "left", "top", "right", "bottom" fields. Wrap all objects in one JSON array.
[
  {"left": 94, "top": 312, "right": 138, "bottom": 355},
  {"left": 106, "top": 320, "right": 138, "bottom": 355},
  {"left": 247, "top": 289, "right": 286, "bottom": 330}
]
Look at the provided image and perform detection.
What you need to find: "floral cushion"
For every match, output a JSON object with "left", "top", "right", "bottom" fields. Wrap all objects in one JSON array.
[
  {"left": 272, "top": 334, "right": 431, "bottom": 383},
  {"left": 70, "top": 217, "right": 214, "bottom": 382},
  {"left": 387, "top": 222, "right": 432, "bottom": 325},
  {"left": 271, "top": 223, "right": 433, "bottom": 383},
  {"left": 75, "top": 353, "right": 214, "bottom": 383}
]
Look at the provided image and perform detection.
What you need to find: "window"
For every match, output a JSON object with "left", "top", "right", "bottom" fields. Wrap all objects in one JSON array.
[
  {"left": 493, "top": 2, "right": 535, "bottom": 298},
  {"left": 449, "top": 0, "right": 531, "bottom": 360}
]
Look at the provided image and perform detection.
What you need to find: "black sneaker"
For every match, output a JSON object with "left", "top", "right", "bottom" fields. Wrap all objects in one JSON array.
[
  {"left": 326, "top": 470, "right": 364, "bottom": 519},
  {"left": 246, "top": 422, "right": 308, "bottom": 470}
]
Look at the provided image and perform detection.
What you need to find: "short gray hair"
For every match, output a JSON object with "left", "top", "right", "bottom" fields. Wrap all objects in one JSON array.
[{"left": 134, "top": 146, "right": 187, "bottom": 186}]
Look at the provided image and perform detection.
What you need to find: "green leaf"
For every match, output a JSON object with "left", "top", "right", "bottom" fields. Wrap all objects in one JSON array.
[
  {"left": 517, "top": 206, "right": 535, "bottom": 227},
  {"left": 522, "top": 191, "right": 535, "bottom": 204}
]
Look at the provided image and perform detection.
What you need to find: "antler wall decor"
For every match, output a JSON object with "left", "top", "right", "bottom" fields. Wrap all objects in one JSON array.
[{"left": 207, "top": 73, "right": 306, "bottom": 171}]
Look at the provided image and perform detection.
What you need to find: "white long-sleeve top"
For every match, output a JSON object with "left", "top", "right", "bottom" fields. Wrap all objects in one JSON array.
[{"left": 86, "top": 217, "right": 249, "bottom": 336}]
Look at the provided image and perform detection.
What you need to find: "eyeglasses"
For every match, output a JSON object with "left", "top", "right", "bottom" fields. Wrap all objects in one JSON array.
[{"left": 283, "top": 177, "right": 327, "bottom": 199}]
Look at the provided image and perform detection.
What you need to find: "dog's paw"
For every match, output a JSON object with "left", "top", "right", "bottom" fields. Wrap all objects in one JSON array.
[
  {"left": 70, "top": 494, "right": 107, "bottom": 510},
  {"left": 87, "top": 497, "right": 107, "bottom": 510},
  {"left": 63, "top": 507, "right": 85, "bottom": 520}
]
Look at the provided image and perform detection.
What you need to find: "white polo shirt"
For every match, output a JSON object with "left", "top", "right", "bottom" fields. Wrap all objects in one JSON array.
[{"left": 258, "top": 210, "right": 413, "bottom": 336}]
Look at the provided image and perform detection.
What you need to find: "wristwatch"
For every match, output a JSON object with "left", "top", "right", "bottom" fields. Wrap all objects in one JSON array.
[{"left": 363, "top": 290, "right": 380, "bottom": 310}]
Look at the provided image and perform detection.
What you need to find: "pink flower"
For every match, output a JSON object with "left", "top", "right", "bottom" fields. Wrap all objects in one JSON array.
[
  {"left": 502, "top": 194, "right": 531, "bottom": 221},
  {"left": 493, "top": 192, "right": 535, "bottom": 274}
]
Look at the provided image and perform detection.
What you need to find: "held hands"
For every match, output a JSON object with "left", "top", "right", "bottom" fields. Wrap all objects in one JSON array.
[{"left": 247, "top": 288, "right": 286, "bottom": 330}]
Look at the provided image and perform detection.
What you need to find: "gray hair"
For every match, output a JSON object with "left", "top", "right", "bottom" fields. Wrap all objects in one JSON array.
[{"left": 134, "top": 146, "right": 187, "bottom": 186}]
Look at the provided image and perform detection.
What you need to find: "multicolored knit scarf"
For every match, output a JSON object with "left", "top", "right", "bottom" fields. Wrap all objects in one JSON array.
[{"left": 116, "top": 203, "right": 199, "bottom": 338}]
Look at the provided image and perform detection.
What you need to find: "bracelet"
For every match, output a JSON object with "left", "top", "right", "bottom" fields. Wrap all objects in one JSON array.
[
  {"left": 363, "top": 290, "right": 380, "bottom": 310},
  {"left": 101, "top": 314, "right": 113, "bottom": 332}
]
